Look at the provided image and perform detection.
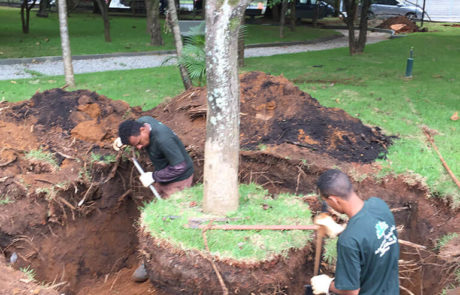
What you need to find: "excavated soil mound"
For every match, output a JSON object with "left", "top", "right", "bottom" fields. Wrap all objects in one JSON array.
[
  {"left": 149, "top": 71, "right": 393, "bottom": 164},
  {"left": 0, "top": 72, "right": 458, "bottom": 295},
  {"left": 377, "top": 16, "right": 420, "bottom": 33}
]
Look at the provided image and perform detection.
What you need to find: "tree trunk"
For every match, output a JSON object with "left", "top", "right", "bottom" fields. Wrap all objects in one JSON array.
[
  {"left": 94, "top": 0, "right": 111, "bottom": 42},
  {"left": 166, "top": 0, "right": 193, "bottom": 89},
  {"left": 145, "top": 0, "right": 164, "bottom": 45},
  {"left": 21, "top": 0, "right": 36, "bottom": 33},
  {"left": 37, "top": 0, "right": 49, "bottom": 17},
  {"left": 312, "top": 2, "right": 319, "bottom": 27},
  {"left": 279, "top": 0, "right": 287, "bottom": 38},
  {"left": 356, "top": 0, "right": 371, "bottom": 53},
  {"left": 289, "top": 0, "right": 296, "bottom": 32},
  {"left": 58, "top": 0, "right": 75, "bottom": 87},
  {"left": 203, "top": 0, "right": 250, "bottom": 215},
  {"left": 342, "top": 0, "right": 370, "bottom": 55}
]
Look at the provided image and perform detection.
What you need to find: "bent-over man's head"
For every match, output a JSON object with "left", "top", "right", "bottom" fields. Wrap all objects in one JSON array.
[
  {"left": 317, "top": 169, "right": 353, "bottom": 200},
  {"left": 118, "top": 120, "right": 150, "bottom": 150}
]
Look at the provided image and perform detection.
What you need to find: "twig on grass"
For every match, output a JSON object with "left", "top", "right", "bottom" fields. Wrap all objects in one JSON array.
[{"left": 423, "top": 127, "right": 460, "bottom": 189}]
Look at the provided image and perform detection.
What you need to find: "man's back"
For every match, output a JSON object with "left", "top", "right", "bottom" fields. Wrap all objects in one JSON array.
[{"left": 335, "top": 197, "right": 400, "bottom": 294}]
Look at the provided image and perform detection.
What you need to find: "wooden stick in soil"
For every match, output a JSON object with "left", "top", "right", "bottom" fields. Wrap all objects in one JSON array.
[
  {"left": 314, "top": 226, "right": 326, "bottom": 276},
  {"left": 201, "top": 226, "right": 229, "bottom": 295}
]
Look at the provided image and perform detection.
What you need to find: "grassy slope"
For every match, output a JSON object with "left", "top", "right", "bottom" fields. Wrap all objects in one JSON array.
[{"left": 244, "top": 24, "right": 460, "bottom": 203}]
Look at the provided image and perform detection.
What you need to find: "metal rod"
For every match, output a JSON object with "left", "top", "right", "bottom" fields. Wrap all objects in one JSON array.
[
  {"left": 131, "top": 157, "right": 162, "bottom": 200},
  {"left": 188, "top": 224, "right": 320, "bottom": 230}
]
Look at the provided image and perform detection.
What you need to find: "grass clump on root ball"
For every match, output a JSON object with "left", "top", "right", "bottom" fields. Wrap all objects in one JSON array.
[{"left": 141, "top": 183, "right": 314, "bottom": 261}]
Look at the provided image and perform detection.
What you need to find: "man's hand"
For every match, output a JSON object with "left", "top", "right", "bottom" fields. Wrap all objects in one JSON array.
[
  {"left": 139, "top": 172, "right": 155, "bottom": 187},
  {"left": 311, "top": 274, "right": 334, "bottom": 295},
  {"left": 314, "top": 213, "right": 345, "bottom": 238},
  {"left": 113, "top": 137, "right": 125, "bottom": 151}
]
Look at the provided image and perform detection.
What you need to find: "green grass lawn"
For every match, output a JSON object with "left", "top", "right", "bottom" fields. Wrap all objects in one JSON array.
[
  {"left": 1, "top": 17, "right": 459, "bottom": 206},
  {"left": 0, "top": 7, "right": 339, "bottom": 58}
]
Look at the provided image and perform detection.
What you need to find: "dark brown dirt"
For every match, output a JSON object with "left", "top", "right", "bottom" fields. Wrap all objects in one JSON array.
[
  {"left": 376, "top": 16, "right": 421, "bottom": 34},
  {"left": 0, "top": 72, "right": 458, "bottom": 295}
]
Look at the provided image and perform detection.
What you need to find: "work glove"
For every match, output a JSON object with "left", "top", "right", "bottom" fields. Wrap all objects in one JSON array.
[
  {"left": 139, "top": 172, "right": 155, "bottom": 187},
  {"left": 314, "top": 212, "right": 345, "bottom": 238},
  {"left": 311, "top": 274, "right": 334, "bottom": 295},
  {"left": 112, "top": 137, "right": 125, "bottom": 151}
]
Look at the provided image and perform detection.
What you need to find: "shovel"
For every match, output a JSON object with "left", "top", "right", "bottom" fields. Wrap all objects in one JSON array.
[{"left": 131, "top": 156, "right": 162, "bottom": 201}]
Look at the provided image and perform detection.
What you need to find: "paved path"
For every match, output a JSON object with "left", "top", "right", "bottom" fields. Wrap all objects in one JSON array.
[{"left": 0, "top": 30, "right": 391, "bottom": 81}]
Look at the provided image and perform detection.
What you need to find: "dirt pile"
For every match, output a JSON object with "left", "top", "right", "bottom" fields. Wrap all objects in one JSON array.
[
  {"left": 377, "top": 16, "right": 421, "bottom": 33},
  {"left": 149, "top": 71, "right": 393, "bottom": 164}
]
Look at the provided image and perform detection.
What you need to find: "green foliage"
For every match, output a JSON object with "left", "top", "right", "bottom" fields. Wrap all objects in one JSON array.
[
  {"left": 435, "top": 233, "right": 459, "bottom": 251},
  {"left": 25, "top": 149, "right": 59, "bottom": 169},
  {"left": 90, "top": 152, "right": 117, "bottom": 164},
  {"left": 19, "top": 266, "right": 36, "bottom": 282},
  {"left": 323, "top": 237, "right": 337, "bottom": 265},
  {"left": 141, "top": 183, "right": 314, "bottom": 260},
  {"left": 0, "top": 195, "right": 12, "bottom": 205}
]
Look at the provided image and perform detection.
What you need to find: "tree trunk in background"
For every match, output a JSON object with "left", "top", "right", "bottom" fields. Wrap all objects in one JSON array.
[
  {"left": 312, "top": 2, "right": 319, "bottom": 27},
  {"left": 342, "top": 0, "right": 370, "bottom": 55},
  {"left": 167, "top": 0, "right": 192, "bottom": 89},
  {"left": 203, "top": 0, "right": 251, "bottom": 215},
  {"left": 146, "top": 0, "right": 164, "bottom": 45},
  {"left": 289, "top": 0, "right": 296, "bottom": 32},
  {"left": 37, "top": 0, "right": 49, "bottom": 17},
  {"left": 21, "top": 0, "right": 36, "bottom": 33},
  {"left": 356, "top": 0, "right": 371, "bottom": 52},
  {"left": 279, "top": 0, "right": 287, "bottom": 38},
  {"left": 94, "top": 0, "right": 111, "bottom": 42},
  {"left": 58, "top": 0, "right": 75, "bottom": 87}
]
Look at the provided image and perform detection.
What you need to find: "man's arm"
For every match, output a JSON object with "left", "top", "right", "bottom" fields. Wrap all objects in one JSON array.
[
  {"left": 329, "top": 281, "right": 359, "bottom": 295},
  {"left": 153, "top": 161, "right": 188, "bottom": 183}
]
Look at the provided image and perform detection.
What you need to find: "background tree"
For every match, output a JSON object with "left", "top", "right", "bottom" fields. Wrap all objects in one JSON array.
[
  {"left": 145, "top": 0, "right": 163, "bottom": 45},
  {"left": 203, "top": 0, "right": 251, "bottom": 215},
  {"left": 94, "top": 0, "right": 111, "bottom": 42},
  {"left": 341, "top": 0, "right": 371, "bottom": 55},
  {"left": 20, "top": 0, "right": 37, "bottom": 33},
  {"left": 58, "top": 0, "right": 75, "bottom": 87},
  {"left": 166, "top": 0, "right": 192, "bottom": 89},
  {"left": 36, "top": 0, "right": 50, "bottom": 17}
]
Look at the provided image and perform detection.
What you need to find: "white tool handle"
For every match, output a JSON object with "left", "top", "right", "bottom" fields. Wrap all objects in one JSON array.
[{"left": 132, "top": 157, "right": 162, "bottom": 200}]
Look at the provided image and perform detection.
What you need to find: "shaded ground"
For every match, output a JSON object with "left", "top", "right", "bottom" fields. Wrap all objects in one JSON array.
[{"left": 0, "top": 72, "right": 458, "bottom": 294}]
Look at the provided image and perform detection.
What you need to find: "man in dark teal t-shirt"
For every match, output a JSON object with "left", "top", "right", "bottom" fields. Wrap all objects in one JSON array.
[
  {"left": 116, "top": 116, "right": 194, "bottom": 198},
  {"left": 311, "top": 169, "right": 399, "bottom": 295}
]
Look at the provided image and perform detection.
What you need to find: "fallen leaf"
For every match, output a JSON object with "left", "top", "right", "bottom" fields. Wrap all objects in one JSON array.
[{"left": 451, "top": 111, "right": 458, "bottom": 121}]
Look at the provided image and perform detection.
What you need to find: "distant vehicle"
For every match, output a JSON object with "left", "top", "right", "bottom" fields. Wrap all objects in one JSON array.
[
  {"left": 246, "top": 0, "right": 268, "bottom": 17},
  {"left": 368, "top": 0, "right": 424, "bottom": 20},
  {"left": 295, "top": 0, "right": 335, "bottom": 19}
]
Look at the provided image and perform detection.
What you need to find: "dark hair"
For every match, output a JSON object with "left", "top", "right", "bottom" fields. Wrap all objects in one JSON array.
[
  {"left": 118, "top": 120, "right": 144, "bottom": 145},
  {"left": 317, "top": 169, "right": 353, "bottom": 200}
]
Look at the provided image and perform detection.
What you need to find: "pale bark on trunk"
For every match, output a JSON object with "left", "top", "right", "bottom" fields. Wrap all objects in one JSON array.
[
  {"left": 203, "top": 0, "right": 250, "bottom": 215},
  {"left": 145, "top": 0, "right": 164, "bottom": 46},
  {"left": 95, "top": 0, "right": 111, "bottom": 42},
  {"left": 58, "top": 0, "right": 75, "bottom": 87},
  {"left": 166, "top": 0, "right": 192, "bottom": 89}
]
